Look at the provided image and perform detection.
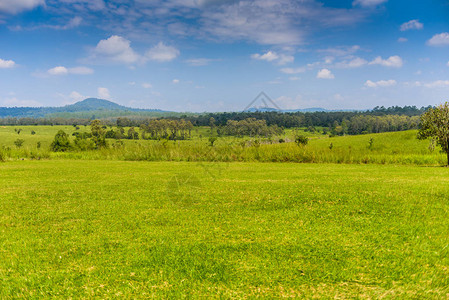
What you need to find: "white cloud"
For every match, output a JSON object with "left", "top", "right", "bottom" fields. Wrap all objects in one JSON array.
[
  {"left": 93, "top": 35, "right": 140, "bottom": 64},
  {"left": 97, "top": 87, "right": 111, "bottom": 99},
  {"left": 369, "top": 55, "right": 403, "bottom": 67},
  {"left": 420, "top": 80, "right": 449, "bottom": 88},
  {"left": 142, "top": 83, "right": 152, "bottom": 89},
  {"left": 398, "top": 37, "right": 408, "bottom": 43},
  {"left": 69, "top": 91, "right": 85, "bottom": 102},
  {"left": 0, "top": 58, "right": 15, "bottom": 68},
  {"left": 352, "top": 0, "right": 388, "bottom": 7},
  {"left": 318, "top": 45, "right": 360, "bottom": 57},
  {"left": 400, "top": 20, "right": 423, "bottom": 31},
  {"left": 145, "top": 42, "right": 180, "bottom": 62},
  {"left": 336, "top": 57, "right": 368, "bottom": 68},
  {"left": 364, "top": 79, "right": 397, "bottom": 88},
  {"left": 48, "top": 66, "right": 68, "bottom": 75},
  {"left": 251, "top": 51, "right": 278, "bottom": 62},
  {"left": 252, "top": 51, "right": 294, "bottom": 65},
  {"left": 427, "top": 32, "right": 449, "bottom": 46},
  {"left": 447, "top": 61, "right": 449, "bottom": 67},
  {"left": 47, "top": 66, "right": 94, "bottom": 75},
  {"left": 317, "top": 68, "right": 334, "bottom": 79},
  {"left": 172, "top": 79, "right": 180, "bottom": 84},
  {"left": 0, "top": 0, "right": 44, "bottom": 14},
  {"left": 289, "top": 77, "right": 300, "bottom": 81},
  {"left": 280, "top": 67, "right": 306, "bottom": 74}
]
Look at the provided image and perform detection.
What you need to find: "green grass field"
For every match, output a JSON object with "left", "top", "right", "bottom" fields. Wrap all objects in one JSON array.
[
  {"left": 0, "top": 125, "right": 446, "bottom": 165},
  {"left": 1, "top": 160, "right": 449, "bottom": 298}
]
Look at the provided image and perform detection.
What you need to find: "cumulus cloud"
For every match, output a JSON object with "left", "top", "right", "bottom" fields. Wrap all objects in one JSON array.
[
  {"left": 93, "top": 35, "right": 140, "bottom": 64},
  {"left": 48, "top": 66, "right": 68, "bottom": 75},
  {"left": 0, "top": 0, "right": 44, "bottom": 14},
  {"left": 251, "top": 51, "right": 294, "bottom": 65},
  {"left": 427, "top": 32, "right": 449, "bottom": 46},
  {"left": 369, "top": 55, "right": 403, "bottom": 67},
  {"left": 97, "top": 87, "right": 111, "bottom": 99},
  {"left": 398, "top": 37, "right": 408, "bottom": 43},
  {"left": 352, "top": 0, "right": 388, "bottom": 7},
  {"left": 364, "top": 79, "right": 397, "bottom": 88},
  {"left": 172, "top": 79, "right": 180, "bottom": 84},
  {"left": 142, "top": 83, "right": 152, "bottom": 89},
  {"left": 280, "top": 67, "right": 306, "bottom": 74},
  {"left": 317, "top": 69, "right": 334, "bottom": 79},
  {"left": 400, "top": 20, "right": 423, "bottom": 31},
  {"left": 1, "top": 97, "right": 41, "bottom": 107},
  {"left": 0, "top": 58, "right": 15, "bottom": 68},
  {"left": 447, "top": 61, "right": 449, "bottom": 67},
  {"left": 145, "top": 42, "right": 180, "bottom": 62},
  {"left": 47, "top": 66, "right": 94, "bottom": 75}
]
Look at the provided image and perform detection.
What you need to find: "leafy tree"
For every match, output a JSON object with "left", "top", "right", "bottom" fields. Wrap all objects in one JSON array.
[
  {"left": 90, "top": 120, "right": 108, "bottom": 148},
  {"left": 14, "top": 139, "right": 25, "bottom": 148},
  {"left": 50, "top": 130, "right": 71, "bottom": 152},
  {"left": 418, "top": 102, "right": 449, "bottom": 165}
]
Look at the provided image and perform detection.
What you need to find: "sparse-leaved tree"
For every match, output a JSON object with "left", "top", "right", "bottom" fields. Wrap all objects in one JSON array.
[{"left": 418, "top": 102, "right": 449, "bottom": 165}]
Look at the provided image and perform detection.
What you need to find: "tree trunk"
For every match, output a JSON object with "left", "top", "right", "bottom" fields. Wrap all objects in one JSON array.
[{"left": 447, "top": 151, "right": 449, "bottom": 167}]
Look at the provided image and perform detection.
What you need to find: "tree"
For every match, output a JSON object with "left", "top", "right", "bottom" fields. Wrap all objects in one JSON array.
[
  {"left": 50, "top": 130, "right": 71, "bottom": 152},
  {"left": 418, "top": 102, "right": 449, "bottom": 165},
  {"left": 90, "top": 120, "right": 108, "bottom": 148}
]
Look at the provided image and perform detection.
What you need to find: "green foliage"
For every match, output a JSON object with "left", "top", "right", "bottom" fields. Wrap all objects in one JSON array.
[
  {"left": 368, "top": 138, "right": 374, "bottom": 150},
  {"left": 418, "top": 102, "right": 449, "bottom": 165},
  {"left": 14, "top": 138, "right": 24, "bottom": 148},
  {"left": 140, "top": 119, "right": 193, "bottom": 140},
  {"left": 223, "top": 118, "right": 283, "bottom": 137},
  {"left": 90, "top": 120, "right": 108, "bottom": 149},
  {"left": 50, "top": 130, "right": 71, "bottom": 152},
  {"left": 208, "top": 136, "right": 217, "bottom": 146},
  {"left": 295, "top": 134, "right": 308, "bottom": 146}
]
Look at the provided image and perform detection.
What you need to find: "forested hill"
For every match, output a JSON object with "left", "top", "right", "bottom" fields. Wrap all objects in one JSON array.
[{"left": 0, "top": 98, "right": 166, "bottom": 118}]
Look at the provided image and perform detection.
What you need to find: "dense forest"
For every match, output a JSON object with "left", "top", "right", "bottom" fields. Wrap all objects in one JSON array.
[{"left": 0, "top": 105, "right": 431, "bottom": 136}]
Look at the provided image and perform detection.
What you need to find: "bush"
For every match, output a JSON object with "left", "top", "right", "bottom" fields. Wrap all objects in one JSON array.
[
  {"left": 295, "top": 135, "right": 308, "bottom": 146},
  {"left": 14, "top": 139, "right": 25, "bottom": 148},
  {"left": 50, "top": 130, "right": 71, "bottom": 152}
]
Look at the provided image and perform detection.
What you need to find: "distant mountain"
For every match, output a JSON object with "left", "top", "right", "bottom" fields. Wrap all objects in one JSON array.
[
  {"left": 61, "top": 98, "right": 132, "bottom": 112},
  {"left": 0, "top": 98, "right": 169, "bottom": 118}
]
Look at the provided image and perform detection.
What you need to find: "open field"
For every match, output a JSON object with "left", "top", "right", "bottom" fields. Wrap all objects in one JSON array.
[
  {"left": 1, "top": 160, "right": 448, "bottom": 298},
  {"left": 0, "top": 125, "right": 446, "bottom": 165}
]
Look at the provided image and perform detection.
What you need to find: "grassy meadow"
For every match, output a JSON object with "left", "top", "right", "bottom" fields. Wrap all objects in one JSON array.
[
  {"left": 0, "top": 125, "right": 446, "bottom": 165},
  {"left": 1, "top": 125, "right": 449, "bottom": 297},
  {"left": 1, "top": 160, "right": 449, "bottom": 297}
]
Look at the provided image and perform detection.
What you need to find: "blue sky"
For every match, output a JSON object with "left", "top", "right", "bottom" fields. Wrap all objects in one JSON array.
[{"left": 0, "top": 0, "right": 448, "bottom": 112}]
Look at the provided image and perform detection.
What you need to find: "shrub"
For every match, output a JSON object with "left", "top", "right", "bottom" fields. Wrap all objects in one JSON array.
[
  {"left": 50, "top": 130, "right": 71, "bottom": 152},
  {"left": 295, "top": 135, "right": 308, "bottom": 146},
  {"left": 14, "top": 139, "right": 25, "bottom": 148}
]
